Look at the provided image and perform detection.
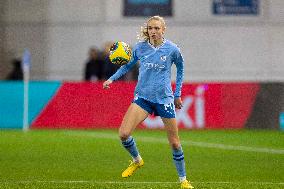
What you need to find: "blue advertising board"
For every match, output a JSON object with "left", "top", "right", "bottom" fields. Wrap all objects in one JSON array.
[
  {"left": 213, "top": 0, "right": 259, "bottom": 15},
  {"left": 0, "top": 81, "right": 61, "bottom": 128},
  {"left": 280, "top": 112, "right": 284, "bottom": 131}
]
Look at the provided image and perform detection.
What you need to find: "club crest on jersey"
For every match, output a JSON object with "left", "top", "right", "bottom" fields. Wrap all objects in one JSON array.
[{"left": 160, "top": 55, "right": 167, "bottom": 61}]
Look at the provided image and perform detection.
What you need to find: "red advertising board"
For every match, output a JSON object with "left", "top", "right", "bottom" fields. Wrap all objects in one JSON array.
[{"left": 32, "top": 82, "right": 259, "bottom": 129}]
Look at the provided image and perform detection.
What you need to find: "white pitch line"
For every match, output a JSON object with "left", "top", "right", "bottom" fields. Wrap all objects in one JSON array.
[
  {"left": 0, "top": 180, "right": 283, "bottom": 185},
  {"left": 66, "top": 131, "right": 284, "bottom": 155}
]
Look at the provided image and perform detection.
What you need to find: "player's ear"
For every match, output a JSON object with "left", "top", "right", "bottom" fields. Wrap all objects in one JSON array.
[{"left": 162, "top": 27, "right": 166, "bottom": 34}]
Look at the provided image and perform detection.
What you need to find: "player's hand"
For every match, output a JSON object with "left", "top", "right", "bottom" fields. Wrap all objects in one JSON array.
[
  {"left": 174, "top": 97, "right": 183, "bottom": 109},
  {"left": 103, "top": 79, "right": 113, "bottom": 89}
]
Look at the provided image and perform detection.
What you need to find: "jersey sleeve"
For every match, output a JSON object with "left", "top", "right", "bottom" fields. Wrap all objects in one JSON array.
[
  {"left": 173, "top": 48, "right": 184, "bottom": 98},
  {"left": 109, "top": 45, "right": 138, "bottom": 81}
]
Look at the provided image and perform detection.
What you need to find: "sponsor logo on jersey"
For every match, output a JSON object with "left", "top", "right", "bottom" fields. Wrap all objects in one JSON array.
[{"left": 144, "top": 62, "right": 165, "bottom": 70}]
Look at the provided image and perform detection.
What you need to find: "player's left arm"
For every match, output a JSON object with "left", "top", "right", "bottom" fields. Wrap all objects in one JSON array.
[{"left": 173, "top": 48, "right": 184, "bottom": 109}]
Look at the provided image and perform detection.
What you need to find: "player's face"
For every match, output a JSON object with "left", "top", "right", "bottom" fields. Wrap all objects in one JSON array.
[{"left": 147, "top": 19, "right": 165, "bottom": 42}]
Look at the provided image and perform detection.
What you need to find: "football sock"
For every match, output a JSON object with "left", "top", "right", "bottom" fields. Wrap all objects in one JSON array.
[
  {"left": 121, "top": 136, "right": 141, "bottom": 162},
  {"left": 172, "top": 146, "right": 187, "bottom": 181},
  {"left": 133, "top": 154, "right": 142, "bottom": 163}
]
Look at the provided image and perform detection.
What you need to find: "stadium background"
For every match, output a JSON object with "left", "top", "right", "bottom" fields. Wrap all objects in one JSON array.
[
  {"left": 0, "top": 0, "right": 284, "bottom": 81},
  {"left": 0, "top": 1, "right": 283, "bottom": 189},
  {"left": 0, "top": 0, "right": 283, "bottom": 130}
]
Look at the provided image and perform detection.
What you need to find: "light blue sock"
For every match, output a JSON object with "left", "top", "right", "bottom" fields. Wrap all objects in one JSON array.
[
  {"left": 121, "top": 136, "right": 140, "bottom": 159},
  {"left": 172, "top": 146, "right": 186, "bottom": 180}
]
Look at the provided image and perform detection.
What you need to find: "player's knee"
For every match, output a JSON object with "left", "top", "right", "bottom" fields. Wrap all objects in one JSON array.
[
  {"left": 171, "top": 141, "right": 181, "bottom": 150},
  {"left": 119, "top": 129, "right": 131, "bottom": 141}
]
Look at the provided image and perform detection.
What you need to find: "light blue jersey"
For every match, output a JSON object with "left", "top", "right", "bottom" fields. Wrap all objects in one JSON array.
[{"left": 109, "top": 39, "right": 184, "bottom": 104}]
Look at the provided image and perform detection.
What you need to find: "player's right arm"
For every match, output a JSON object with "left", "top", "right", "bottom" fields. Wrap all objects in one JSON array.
[
  {"left": 103, "top": 79, "right": 113, "bottom": 89},
  {"left": 103, "top": 44, "right": 139, "bottom": 89}
]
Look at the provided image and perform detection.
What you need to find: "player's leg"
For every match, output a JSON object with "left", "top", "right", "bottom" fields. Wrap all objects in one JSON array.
[
  {"left": 119, "top": 102, "right": 149, "bottom": 141},
  {"left": 162, "top": 118, "right": 185, "bottom": 178},
  {"left": 119, "top": 102, "right": 149, "bottom": 178},
  {"left": 119, "top": 102, "right": 148, "bottom": 161},
  {"left": 162, "top": 117, "right": 194, "bottom": 189}
]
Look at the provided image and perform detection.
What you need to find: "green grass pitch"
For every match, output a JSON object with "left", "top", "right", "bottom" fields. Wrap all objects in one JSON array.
[{"left": 0, "top": 129, "right": 283, "bottom": 189}]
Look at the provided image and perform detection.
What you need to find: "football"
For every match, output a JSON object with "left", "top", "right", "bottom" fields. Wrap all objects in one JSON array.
[{"left": 109, "top": 41, "right": 132, "bottom": 66}]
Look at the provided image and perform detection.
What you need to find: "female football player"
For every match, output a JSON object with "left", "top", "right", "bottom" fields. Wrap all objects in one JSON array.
[{"left": 103, "top": 16, "right": 193, "bottom": 189}]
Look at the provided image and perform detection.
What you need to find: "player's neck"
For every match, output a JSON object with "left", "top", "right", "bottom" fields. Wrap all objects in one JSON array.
[{"left": 149, "top": 38, "right": 164, "bottom": 47}]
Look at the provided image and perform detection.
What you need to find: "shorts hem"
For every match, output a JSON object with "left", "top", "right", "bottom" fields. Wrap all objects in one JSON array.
[{"left": 132, "top": 101, "right": 152, "bottom": 115}]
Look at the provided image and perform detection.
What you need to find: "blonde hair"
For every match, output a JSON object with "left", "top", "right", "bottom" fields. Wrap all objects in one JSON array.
[{"left": 138, "top": 15, "right": 166, "bottom": 41}]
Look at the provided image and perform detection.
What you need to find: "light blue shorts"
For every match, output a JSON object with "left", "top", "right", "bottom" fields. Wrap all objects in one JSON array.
[{"left": 133, "top": 97, "right": 176, "bottom": 118}]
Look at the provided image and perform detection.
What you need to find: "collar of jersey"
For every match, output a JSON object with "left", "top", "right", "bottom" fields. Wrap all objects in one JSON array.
[{"left": 147, "top": 38, "right": 166, "bottom": 50}]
